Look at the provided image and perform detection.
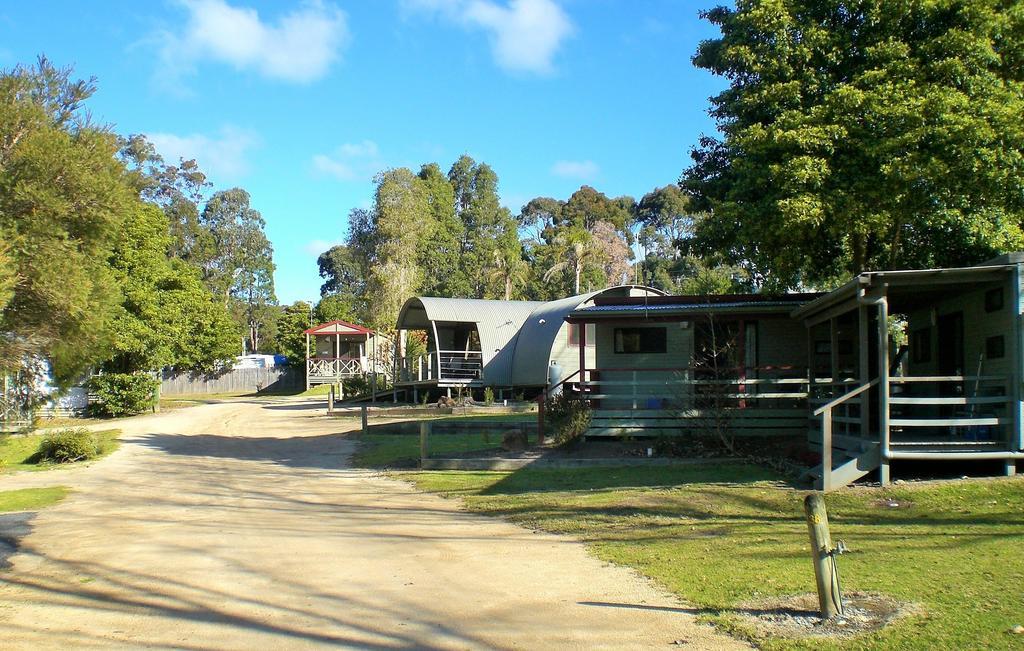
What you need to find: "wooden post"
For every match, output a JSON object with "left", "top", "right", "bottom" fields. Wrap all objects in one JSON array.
[
  {"left": 537, "top": 395, "right": 546, "bottom": 444},
  {"left": 361, "top": 405, "right": 368, "bottom": 435},
  {"left": 328, "top": 384, "right": 334, "bottom": 414},
  {"left": 305, "top": 332, "right": 311, "bottom": 391},
  {"left": 419, "top": 421, "right": 431, "bottom": 467},
  {"left": 338, "top": 379, "right": 344, "bottom": 401},
  {"left": 804, "top": 493, "right": 843, "bottom": 619}
]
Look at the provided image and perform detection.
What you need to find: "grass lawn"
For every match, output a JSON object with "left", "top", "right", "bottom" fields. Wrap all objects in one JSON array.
[
  {"left": 352, "top": 416, "right": 536, "bottom": 467},
  {"left": 0, "top": 486, "right": 69, "bottom": 513},
  {"left": 395, "top": 464, "right": 1024, "bottom": 650},
  {"left": 0, "top": 430, "right": 121, "bottom": 473}
]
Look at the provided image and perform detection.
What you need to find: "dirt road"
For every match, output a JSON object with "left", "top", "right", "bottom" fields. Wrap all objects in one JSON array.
[{"left": 0, "top": 398, "right": 747, "bottom": 650}]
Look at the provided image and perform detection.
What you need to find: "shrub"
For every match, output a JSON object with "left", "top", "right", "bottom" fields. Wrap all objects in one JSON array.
[
  {"left": 37, "top": 428, "right": 98, "bottom": 463},
  {"left": 545, "top": 393, "right": 592, "bottom": 446},
  {"left": 483, "top": 387, "right": 495, "bottom": 405},
  {"left": 89, "top": 373, "right": 159, "bottom": 417}
]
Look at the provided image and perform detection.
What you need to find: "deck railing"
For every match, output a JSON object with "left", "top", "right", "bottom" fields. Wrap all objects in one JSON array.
[
  {"left": 307, "top": 357, "right": 364, "bottom": 378},
  {"left": 399, "top": 350, "right": 483, "bottom": 383}
]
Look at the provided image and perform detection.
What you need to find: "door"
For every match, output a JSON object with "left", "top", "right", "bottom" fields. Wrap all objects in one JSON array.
[{"left": 936, "top": 312, "right": 964, "bottom": 399}]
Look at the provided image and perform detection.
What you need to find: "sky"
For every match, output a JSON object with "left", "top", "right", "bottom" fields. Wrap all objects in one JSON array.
[{"left": 0, "top": 0, "right": 726, "bottom": 304}]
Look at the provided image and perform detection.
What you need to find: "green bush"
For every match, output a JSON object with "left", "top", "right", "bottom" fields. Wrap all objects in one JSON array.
[
  {"left": 37, "top": 428, "right": 98, "bottom": 463},
  {"left": 483, "top": 387, "right": 495, "bottom": 405},
  {"left": 88, "top": 373, "right": 159, "bottom": 417},
  {"left": 545, "top": 393, "right": 592, "bottom": 446}
]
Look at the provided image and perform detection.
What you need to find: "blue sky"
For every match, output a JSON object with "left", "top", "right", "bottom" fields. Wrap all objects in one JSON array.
[{"left": 0, "top": 0, "right": 725, "bottom": 304}]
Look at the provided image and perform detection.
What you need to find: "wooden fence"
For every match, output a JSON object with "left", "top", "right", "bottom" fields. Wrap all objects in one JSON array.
[{"left": 161, "top": 366, "right": 302, "bottom": 396}]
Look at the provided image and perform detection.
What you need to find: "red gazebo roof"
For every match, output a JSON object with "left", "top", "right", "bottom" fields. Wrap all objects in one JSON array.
[{"left": 303, "top": 319, "right": 375, "bottom": 335}]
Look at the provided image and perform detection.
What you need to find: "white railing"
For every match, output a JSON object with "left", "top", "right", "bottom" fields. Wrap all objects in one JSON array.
[{"left": 307, "top": 357, "right": 364, "bottom": 378}]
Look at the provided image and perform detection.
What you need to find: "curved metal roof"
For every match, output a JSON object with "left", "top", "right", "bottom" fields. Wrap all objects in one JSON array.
[
  {"left": 396, "top": 287, "right": 664, "bottom": 387},
  {"left": 396, "top": 297, "right": 544, "bottom": 385},
  {"left": 509, "top": 285, "right": 666, "bottom": 386}
]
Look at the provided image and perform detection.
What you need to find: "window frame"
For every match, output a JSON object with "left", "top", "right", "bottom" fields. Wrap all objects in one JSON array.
[{"left": 613, "top": 327, "right": 668, "bottom": 354}]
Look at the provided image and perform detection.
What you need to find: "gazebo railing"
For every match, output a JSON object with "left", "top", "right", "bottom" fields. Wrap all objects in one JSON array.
[{"left": 307, "top": 357, "right": 364, "bottom": 378}]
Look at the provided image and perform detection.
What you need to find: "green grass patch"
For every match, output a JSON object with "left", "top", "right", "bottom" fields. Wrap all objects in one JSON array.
[
  {"left": 397, "top": 465, "right": 1024, "bottom": 650},
  {"left": 354, "top": 432, "right": 502, "bottom": 467},
  {"left": 0, "top": 430, "right": 120, "bottom": 473},
  {"left": 0, "top": 486, "right": 69, "bottom": 512}
]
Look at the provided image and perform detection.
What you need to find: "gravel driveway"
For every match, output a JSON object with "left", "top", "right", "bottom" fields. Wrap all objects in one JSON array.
[{"left": 0, "top": 397, "right": 748, "bottom": 650}]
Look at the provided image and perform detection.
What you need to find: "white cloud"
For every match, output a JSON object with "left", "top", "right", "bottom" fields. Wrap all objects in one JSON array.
[
  {"left": 148, "top": 125, "right": 259, "bottom": 181},
  {"left": 551, "top": 159, "right": 599, "bottom": 180},
  {"left": 161, "top": 0, "right": 348, "bottom": 84},
  {"left": 405, "top": 0, "right": 573, "bottom": 75},
  {"left": 312, "top": 140, "right": 382, "bottom": 182},
  {"left": 304, "top": 238, "right": 344, "bottom": 256}
]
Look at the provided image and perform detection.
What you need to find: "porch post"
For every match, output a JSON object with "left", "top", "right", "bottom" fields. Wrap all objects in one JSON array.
[
  {"left": 877, "top": 292, "right": 891, "bottom": 486},
  {"left": 737, "top": 319, "right": 747, "bottom": 409},
  {"left": 334, "top": 332, "right": 341, "bottom": 383},
  {"left": 1011, "top": 265, "right": 1022, "bottom": 474},
  {"left": 365, "top": 332, "right": 370, "bottom": 376},
  {"left": 305, "top": 332, "right": 310, "bottom": 391},
  {"left": 859, "top": 305, "right": 871, "bottom": 438},
  {"left": 431, "top": 321, "right": 442, "bottom": 380},
  {"left": 578, "top": 321, "right": 587, "bottom": 400},
  {"left": 829, "top": 317, "right": 839, "bottom": 387},
  {"left": 370, "top": 333, "right": 377, "bottom": 404}
]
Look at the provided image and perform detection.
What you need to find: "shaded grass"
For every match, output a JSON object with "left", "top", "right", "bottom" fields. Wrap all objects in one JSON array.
[
  {"left": 397, "top": 465, "right": 1024, "bottom": 650},
  {"left": 351, "top": 415, "right": 535, "bottom": 467},
  {"left": 0, "top": 430, "right": 120, "bottom": 473},
  {"left": 0, "top": 486, "right": 68, "bottom": 513},
  {"left": 355, "top": 432, "right": 501, "bottom": 467}
]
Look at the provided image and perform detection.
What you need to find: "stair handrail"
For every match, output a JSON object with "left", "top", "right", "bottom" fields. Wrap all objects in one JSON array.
[
  {"left": 545, "top": 368, "right": 582, "bottom": 399},
  {"left": 814, "top": 378, "right": 878, "bottom": 492},
  {"left": 813, "top": 378, "right": 878, "bottom": 416}
]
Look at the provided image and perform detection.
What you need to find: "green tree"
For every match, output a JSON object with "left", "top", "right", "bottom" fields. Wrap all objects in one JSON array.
[
  {"left": 199, "top": 188, "right": 277, "bottom": 352},
  {"left": 683, "top": 0, "right": 1024, "bottom": 289},
  {"left": 105, "top": 201, "right": 238, "bottom": 374},
  {"left": 118, "top": 134, "right": 210, "bottom": 262},
  {"left": 448, "top": 155, "right": 522, "bottom": 299},
  {"left": 365, "top": 168, "right": 428, "bottom": 329},
  {"left": 0, "top": 58, "right": 128, "bottom": 385},
  {"left": 276, "top": 301, "right": 312, "bottom": 366},
  {"left": 417, "top": 163, "right": 469, "bottom": 297}
]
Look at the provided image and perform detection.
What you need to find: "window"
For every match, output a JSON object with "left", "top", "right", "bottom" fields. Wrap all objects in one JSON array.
[
  {"left": 614, "top": 327, "right": 667, "bottom": 354},
  {"left": 911, "top": 327, "right": 932, "bottom": 363},
  {"left": 986, "top": 335, "right": 1005, "bottom": 359},
  {"left": 985, "top": 287, "right": 1004, "bottom": 312},
  {"left": 568, "top": 323, "right": 596, "bottom": 347}
]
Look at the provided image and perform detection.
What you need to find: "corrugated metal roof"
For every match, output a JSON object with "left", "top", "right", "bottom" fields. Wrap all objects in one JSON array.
[
  {"left": 573, "top": 300, "right": 807, "bottom": 315},
  {"left": 509, "top": 286, "right": 666, "bottom": 386},
  {"left": 396, "top": 297, "right": 543, "bottom": 385}
]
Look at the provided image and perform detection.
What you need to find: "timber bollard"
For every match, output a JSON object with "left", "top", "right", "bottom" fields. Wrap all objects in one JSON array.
[
  {"left": 361, "top": 405, "right": 368, "bottom": 435},
  {"left": 419, "top": 422, "right": 431, "bottom": 468},
  {"left": 536, "top": 396, "right": 546, "bottom": 445},
  {"left": 328, "top": 385, "right": 334, "bottom": 414},
  {"left": 804, "top": 493, "right": 844, "bottom": 618}
]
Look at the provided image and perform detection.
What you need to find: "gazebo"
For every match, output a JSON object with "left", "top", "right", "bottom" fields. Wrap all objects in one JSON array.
[{"left": 303, "top": 320, "right": 379, "bottom": 391}]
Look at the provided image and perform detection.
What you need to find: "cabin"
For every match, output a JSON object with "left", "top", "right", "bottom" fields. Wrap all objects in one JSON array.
[
  {"left": 793, "top": 254, "right": 1024, "bottom": 489},
  {"left": 303, "top": 320, "right": 382, "bottom": 391},
  {"left": 565, "top": 293, "right": 820, "bottom": 439},
  {"left": 562, "top": 256, "right": 1024, "bottom": 490},
  {"left": 392, "top": 286, "right": 664, "bottom": 400}
]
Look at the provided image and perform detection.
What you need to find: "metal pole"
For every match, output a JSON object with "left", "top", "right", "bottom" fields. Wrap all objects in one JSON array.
[
  {"left": 877, "top": 294, "right": 891, "bottom": 485},
  {"left": 803, "top": 493, "right": 843, "bottom": 619}
]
